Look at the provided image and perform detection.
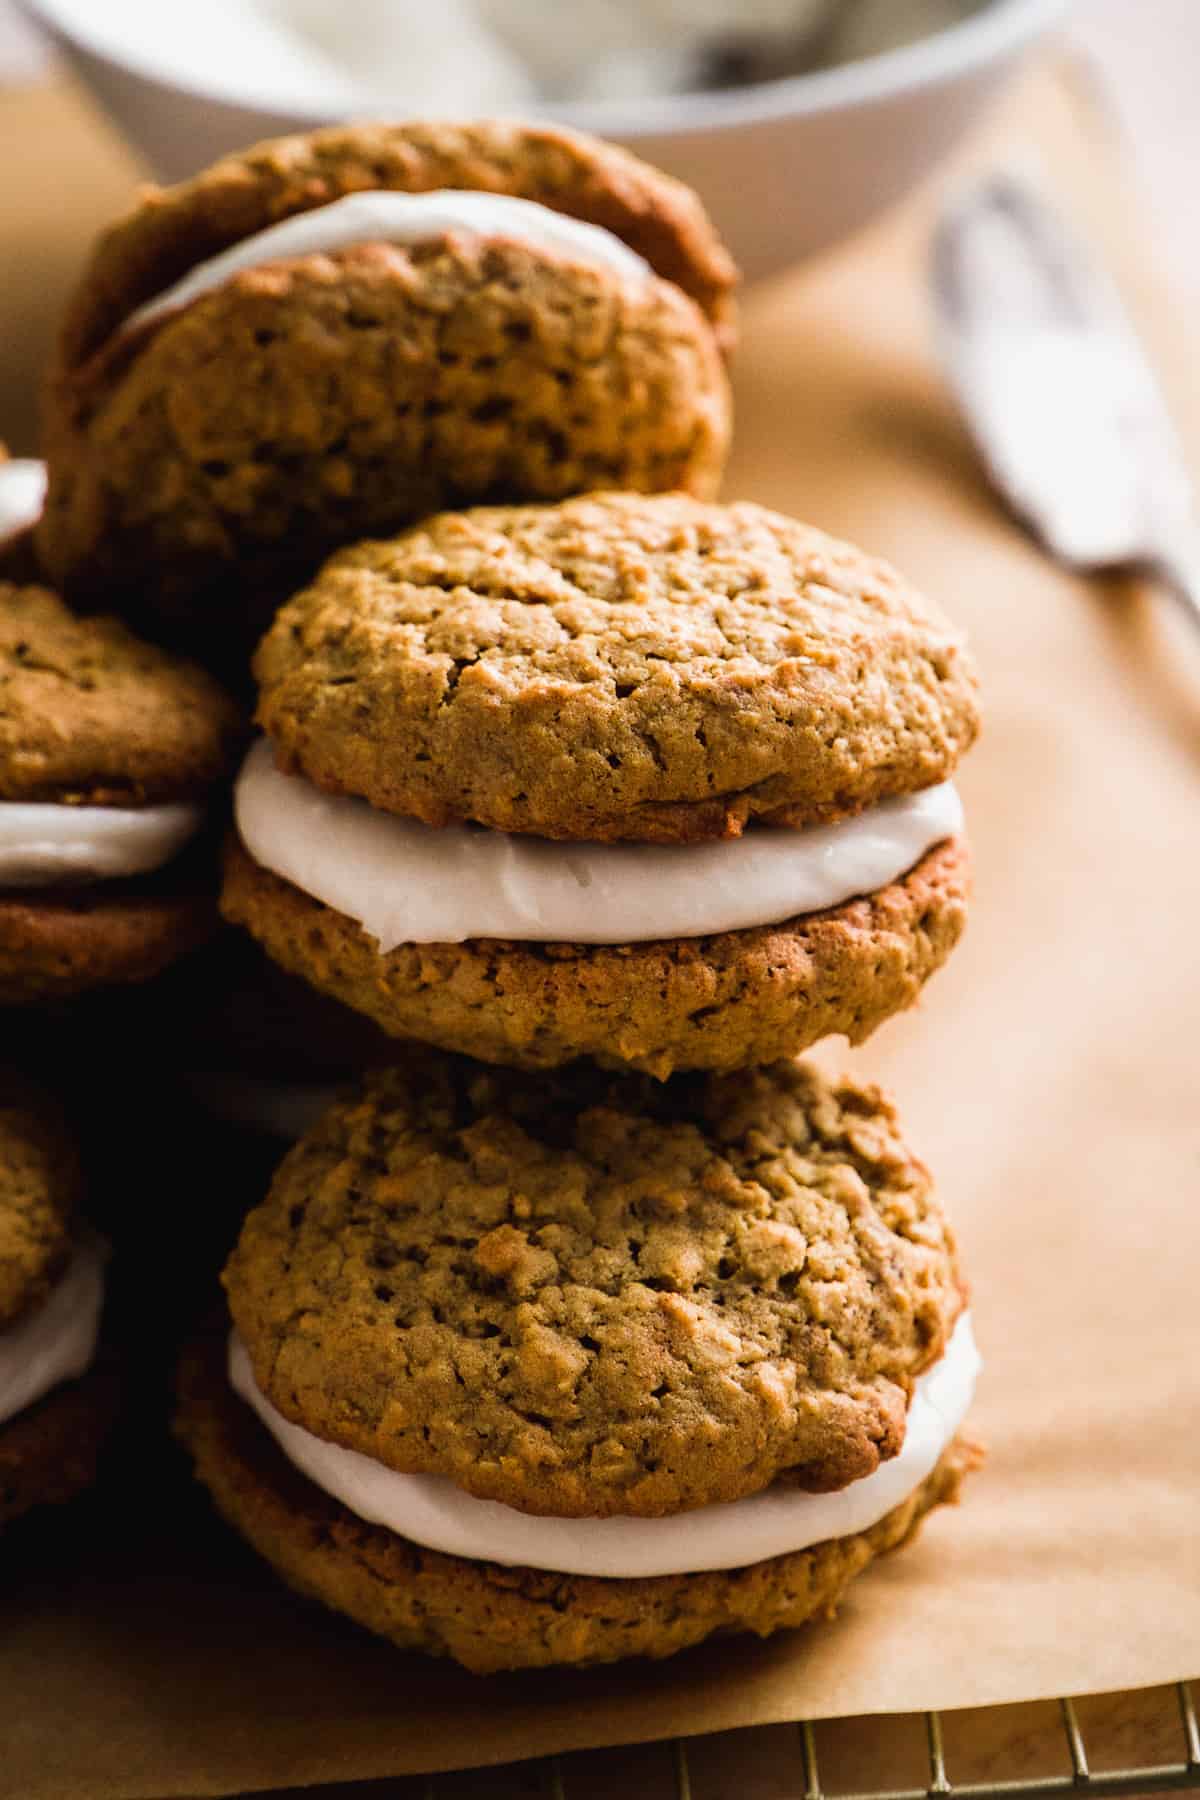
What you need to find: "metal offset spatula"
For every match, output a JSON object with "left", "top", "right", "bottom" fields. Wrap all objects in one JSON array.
[{"left": 933, "top": 174, "right": 1200, "bottom": 636}]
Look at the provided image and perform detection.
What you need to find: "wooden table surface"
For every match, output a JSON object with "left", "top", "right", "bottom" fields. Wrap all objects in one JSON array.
[{"left": 0, "top": 71, "right": 1194, "bottom": 1800}]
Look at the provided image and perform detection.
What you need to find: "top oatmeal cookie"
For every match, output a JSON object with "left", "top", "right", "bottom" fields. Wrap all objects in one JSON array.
[
  {"left": 255, "top": 491, "right": 980, "bottom": 843},
  {"left": 224, "top": 1052, "right": 965, "bottom": 1519},
  {"left": 36, "top": 121, "right": 736, "bottom": 656}
]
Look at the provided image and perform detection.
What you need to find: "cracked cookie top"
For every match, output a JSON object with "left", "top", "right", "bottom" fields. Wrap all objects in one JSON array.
[
  {"left": 224, "top": 1052, "right": 965, "bottom": 1518},
  {"left": 0, "top": 585, "right": 242, "bottom": 804},
  {"left": 254, "top": 492, "right": 980, "bottom": 843}
]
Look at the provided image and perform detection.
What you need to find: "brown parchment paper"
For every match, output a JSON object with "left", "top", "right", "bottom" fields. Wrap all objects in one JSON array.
[{"left": 1, "top": 62, "right": 1199, "bottom": 1800}]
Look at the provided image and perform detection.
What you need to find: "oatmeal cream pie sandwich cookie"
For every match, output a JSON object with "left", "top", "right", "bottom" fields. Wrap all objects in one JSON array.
[
  {"left": 0, "top": 584, "right": 242, "bottom": 1003},
  {"left": 0, "top": 1071, "right": 116, "bottom": 1527},
  {"left": 223, "top": 491, "right": 979, "bottom": 1075},
  {"left": 176, "top": 1053, "right": 981, "bottom": 1672},
  {"left": 38, "top": 119, "right": 735, "bottom": 656}
]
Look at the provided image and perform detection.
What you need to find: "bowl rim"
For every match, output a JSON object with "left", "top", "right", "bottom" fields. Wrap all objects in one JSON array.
[{"left": 21, "top": 0, "right": 1069, "bottom": 138}]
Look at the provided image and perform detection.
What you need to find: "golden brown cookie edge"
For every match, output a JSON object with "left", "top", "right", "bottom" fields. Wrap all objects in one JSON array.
[{"left": 220, "top": 835, "right": 970, "bottom": 1077}]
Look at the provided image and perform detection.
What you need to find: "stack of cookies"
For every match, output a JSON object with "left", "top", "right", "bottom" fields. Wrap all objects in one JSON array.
[
  {"left": 179, "top": 482, "right": 982, "bottom": 1670},
  {"left": 0, "top": 566, "right": 238, "bottom": 1527},
  {"left": 6, "top": 116, "right": 984, "bottom": 1674}
]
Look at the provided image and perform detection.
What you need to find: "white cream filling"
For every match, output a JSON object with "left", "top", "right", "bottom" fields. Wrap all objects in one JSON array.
[
  {"left": 230, "top": 1312, "right": 978, "bottom": 1579},
  {"left": 0, "top": 799, "right": 203, "bottom": 888},
  {"left": 123, "top": 189, "right": 651, "bottom": 337},
  {"left": 0, "top": 458, "right": 46, "bottom": 541},
  {"left": 0, "top": 1236, "right": 106, "bottom": 1428},
  {"left": 235, "top": 738, "right": 963, "bottom": 948}
]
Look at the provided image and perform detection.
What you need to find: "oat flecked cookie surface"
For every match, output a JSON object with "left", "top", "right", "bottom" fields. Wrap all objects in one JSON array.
[
  {"left": 224, "top": 1054, "right": 966, "bottom": 1520},
  {"left": 177, "top": 1325, "right": 980, "bottom": 1672},
  {"left": 254, "top": 493, "right": 979, "bottom": 843},
  {"left": 37, "top": 121, "right": 736, "bottom": 653},
  {"left": 230, "top": 493, "right": 976, "bottom": 1070}
]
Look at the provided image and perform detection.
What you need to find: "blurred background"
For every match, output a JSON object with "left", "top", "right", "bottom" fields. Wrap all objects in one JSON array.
[
  {"left": 0, "top": 2, "right": 1193, "bottom": 278},
  {"left": 0, "top": 0, "right": 1193, "bottom": 454}
]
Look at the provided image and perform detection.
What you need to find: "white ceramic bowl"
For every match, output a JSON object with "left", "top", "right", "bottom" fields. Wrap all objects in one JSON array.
[{"left": 23, "top": 0, "right": 1066, "bottom": 279}]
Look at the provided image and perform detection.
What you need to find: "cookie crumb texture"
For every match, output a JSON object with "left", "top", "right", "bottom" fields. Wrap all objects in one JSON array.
[
  {"left": 0, "top": 1070, "right": 82, "bottom": 1328},
  {"left": 222, "top": 835, "right": 970, "bottom": 1074},
  {"left": 0, "top": 584, "right": 241, "bottom": 805},
  {"left": 254, "top": 494, "right": 979, "bottom": 842},
  {"left": 178, "top": 1329, "right": 980, "bottom": 1671},
  {"left": 0, "top": 1358, "right": 120, "bottom": 1529},
  {"left": 225, "top": 1054, "right": 965, "bottom": 1519},
  {"left": 38, "top": 121, "right": 737, "bottom": 639}
]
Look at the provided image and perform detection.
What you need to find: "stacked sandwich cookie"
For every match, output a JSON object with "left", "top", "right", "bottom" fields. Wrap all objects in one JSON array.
[
  {"left": 175, "top": 475, "right": 983, "bottom": 1670},
  {"left": 24, "top": 113, "right": 740, "bottom": 1182},
  {"left": 0, "top": 583, "right": 240, "bottom": 1003},
  {"left": 223, "top": 491, "right": 977, "bottom": 1075},
  {"left": 0, "top": 496, "right": 237, "bottom": 1519},
  {"left": 30, "top": 107, "right": 984, "bottom": 1671},
  {"left": 37, "top": 120, "right": 735, "bottom": 663},
  {"left": 0, "top": 547, "right": 242, "bottom": 1513},
  {"left": 176, "top": 1054, "right": 982, "bottom": 1671},
  {"left": 0, "top": 1072, "right": 116, "bottom": 1527}
]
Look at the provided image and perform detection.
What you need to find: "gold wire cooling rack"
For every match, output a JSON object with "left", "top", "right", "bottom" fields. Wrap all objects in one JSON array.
[{"left": 385, "top": 1682, "right": 1200, "bottom": 1800}]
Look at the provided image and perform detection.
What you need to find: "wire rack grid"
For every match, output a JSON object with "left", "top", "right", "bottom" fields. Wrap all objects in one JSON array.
[{"left": 410, "top": 1682, "right": 1200, "bottom": 1800}]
